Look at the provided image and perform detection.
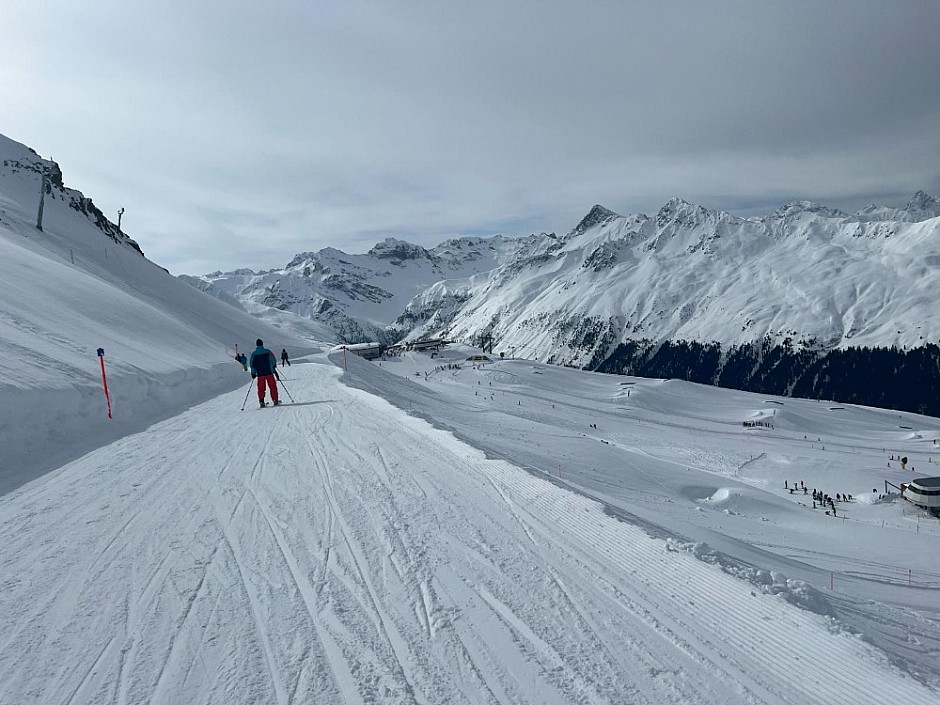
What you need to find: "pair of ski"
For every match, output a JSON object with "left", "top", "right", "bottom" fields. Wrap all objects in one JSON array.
[{"left": 259, "top": 401, "right": 285, "bottom": 409}]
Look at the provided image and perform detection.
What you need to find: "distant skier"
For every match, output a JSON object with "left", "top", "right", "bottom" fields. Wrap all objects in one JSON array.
[
  {"left": 250, "top": 339, "right": 280, "bottom": 408},
  {"left": 235, "top": 352, "right": 248, "bottom": 371},
  {"left": 280, "top": 348, "right": 291, "bottom": 367}
]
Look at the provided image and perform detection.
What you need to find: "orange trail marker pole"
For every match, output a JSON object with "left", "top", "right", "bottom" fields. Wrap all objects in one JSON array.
[{"left": 97, "top": 347, "right": 112, "bottom": 419}]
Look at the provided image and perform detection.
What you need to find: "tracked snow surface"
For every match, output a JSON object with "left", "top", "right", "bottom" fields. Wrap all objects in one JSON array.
[{"left": 2, "top": 346, "right": 940, "bottom": 704}]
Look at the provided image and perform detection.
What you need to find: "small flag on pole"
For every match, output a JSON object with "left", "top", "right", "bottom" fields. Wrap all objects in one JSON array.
[{"left": 97, "top": 348, "right": 112, "bottom": 419}]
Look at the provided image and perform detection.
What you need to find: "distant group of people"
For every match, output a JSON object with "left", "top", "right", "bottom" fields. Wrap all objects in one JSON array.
[
  {"left": 234, "top": 340, "right": 291, "bottom": 408},
  {"left": 784, "top": 480, "right": 854, "bottom": 516},
  {"left": 785, "top": 480, "right": 809, "bottom": 496},
  {"left": 812, "top": 489, "right": 853, "bottom": 515}
]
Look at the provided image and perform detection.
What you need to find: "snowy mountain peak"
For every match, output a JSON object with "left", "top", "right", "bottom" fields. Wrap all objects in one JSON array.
[
  {"left": 905, "top": 189, "right": 940, "bottom": 215},
  {"left": 854, "top": 191, "right": 939, "bottom": 223},
  {"left": 0, "top": 133, "right": 142, "bottom": 255},
  {"left": 655, "top": 197, "right": 734, "bottom": 230},
  {"left": 660, "top": 196, "right": 696, "bottom": 211},
  {"left": 770, "top": 200, "right": 848, "bottom": 220},
  {"left": 367, "top": 237, "right": 432, "bottom": 263},
  {"left": 571, "top": 204, "right": 620, "bottom": 236},
  {"left": 286, "top": 251, "right": 319, "bottom": 269},
  {"left": 0, "top": 133, "right": 49, "bottom": 166},
  {"left": 658, "top": 196, "right": 705, "bottom": 218},
  {"left": 0, "top": 136, "right": 64, "bottom": 190}
]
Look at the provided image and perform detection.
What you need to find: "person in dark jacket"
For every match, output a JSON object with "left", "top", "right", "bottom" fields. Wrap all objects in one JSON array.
[
  {"left": 249, "top": 339, "right": 280, "bottom": 407},
  {"left": 280, "top": 348, "right": 291, "bottom": 367}
]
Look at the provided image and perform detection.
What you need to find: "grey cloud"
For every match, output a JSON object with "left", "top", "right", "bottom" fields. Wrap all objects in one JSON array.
[{"left": 2, "top": 0, "right": 939, "bottom": 275}]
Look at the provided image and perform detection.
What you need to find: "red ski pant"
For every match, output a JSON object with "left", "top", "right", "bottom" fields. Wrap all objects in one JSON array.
[{"left": 257, "top": 374, "right": 279, "bottom": 402}]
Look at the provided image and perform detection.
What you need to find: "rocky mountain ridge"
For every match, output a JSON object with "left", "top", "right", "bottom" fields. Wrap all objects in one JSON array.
[
  {"left": 0, "top": 137, "right": 143, "bottom": 256},
  {"left": 193, "top": 234, "right": 545, "bottom": 343}
]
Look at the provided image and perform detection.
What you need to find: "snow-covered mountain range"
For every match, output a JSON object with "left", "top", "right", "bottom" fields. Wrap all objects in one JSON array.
[
  {"left": 193, "top": 189, "right": 940, "bottom": 412},
  {"left": 198, "top": 192, "right": 940, "bottom": 357},
  {"left": 427, "top": 194, "right": 940, "bottom": 362},
  {"left": 185, "top": 234, "right": 541, "bottom": 343}
]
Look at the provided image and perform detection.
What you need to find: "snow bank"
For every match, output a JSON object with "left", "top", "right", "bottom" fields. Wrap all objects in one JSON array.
[
  {"left": 667, "top": 539, "right": 835, "bottom": 616},
  {"left": 1, "top": 362, "right": 252, "bottom": 493}
]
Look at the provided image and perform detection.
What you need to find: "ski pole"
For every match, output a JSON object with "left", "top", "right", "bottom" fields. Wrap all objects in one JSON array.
[
  {"left": 276, "top": 375, "right": 295, "bottom": 403},
  {"left": 239, "top": 378, "right": 255, "bottom": 411}
]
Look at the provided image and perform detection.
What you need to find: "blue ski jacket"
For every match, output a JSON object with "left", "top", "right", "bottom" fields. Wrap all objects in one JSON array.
[{"left": 249, "top": 346, "right": 278, "bottom": 377}]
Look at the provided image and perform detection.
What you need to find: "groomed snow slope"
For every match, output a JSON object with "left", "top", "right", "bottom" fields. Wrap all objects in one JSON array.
[
  {"left": 346, "top": 347, "right": 940, "bottom": 690},
  {"left": 1, "top": 353, "right": 937, "bottom": 704}
]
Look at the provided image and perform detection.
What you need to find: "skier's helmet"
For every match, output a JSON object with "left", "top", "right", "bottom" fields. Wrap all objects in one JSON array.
[{"left": 256, "top": 338, "right": 263, "bottom": 347}]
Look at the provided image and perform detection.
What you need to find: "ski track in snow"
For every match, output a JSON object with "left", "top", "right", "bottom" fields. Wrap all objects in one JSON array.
[{"left": 0, "top": 360, "right": 937, "bottom": 704}]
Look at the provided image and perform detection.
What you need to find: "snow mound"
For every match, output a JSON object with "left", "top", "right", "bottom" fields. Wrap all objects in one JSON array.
[
  {"left": 855, "top": 491, "right": 897, "bottom": 506},
  {"left": 699, "top": 487, "right": 783, "bottom": 517}
]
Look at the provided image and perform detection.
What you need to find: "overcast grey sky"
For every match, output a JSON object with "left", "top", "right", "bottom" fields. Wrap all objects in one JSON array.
[{"left": 3, "top": 0, "right": 939, "bottom": 274}]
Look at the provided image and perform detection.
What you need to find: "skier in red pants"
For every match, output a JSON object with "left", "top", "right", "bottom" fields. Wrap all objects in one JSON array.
[{"left": 249, "top": 338, "right": 281, "bottom": 407}]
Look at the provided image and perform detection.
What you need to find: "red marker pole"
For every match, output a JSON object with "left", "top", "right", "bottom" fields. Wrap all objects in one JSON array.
[{"left": 97, "top": 347, "right": 112, "bottom": 419}]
